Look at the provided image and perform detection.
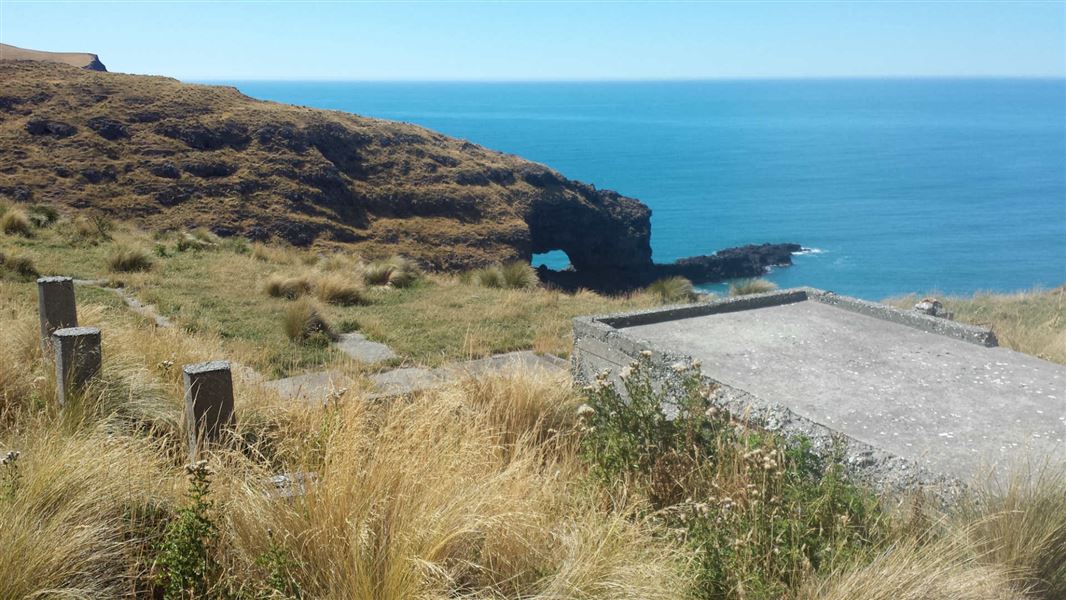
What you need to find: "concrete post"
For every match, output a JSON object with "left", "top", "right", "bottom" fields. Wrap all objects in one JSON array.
[
  {"left": 53, "top": 326, "right": 102, "bottom": 405},
  {"left": 183, "top": 361, "right": 235, "bottom": 459},
  {"left": 38, "top": 276, "right": 78, "bottom": 354}
]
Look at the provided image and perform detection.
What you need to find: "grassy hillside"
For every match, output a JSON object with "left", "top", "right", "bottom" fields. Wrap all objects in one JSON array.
[
  {"left": 886, "top": 288, "right": 1066, "bottom": 365},
  {"left": 1, "top": 267, "right": 1063, "bottom": 599},
  {"left": 0, "top": 60, "right": 651, "bottom": 272}
]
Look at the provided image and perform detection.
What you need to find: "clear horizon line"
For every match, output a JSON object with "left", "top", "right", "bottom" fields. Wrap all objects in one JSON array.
[{"left": 186, "top": 74, "right": 1066, "bottom": 83}]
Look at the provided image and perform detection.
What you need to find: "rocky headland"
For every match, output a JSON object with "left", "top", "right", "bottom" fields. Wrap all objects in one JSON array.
[{"left": 0, "top": 57, "right": 798, "bottom": 291}]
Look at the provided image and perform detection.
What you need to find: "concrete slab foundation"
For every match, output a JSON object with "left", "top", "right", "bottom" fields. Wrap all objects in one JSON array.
[{"left": 572, "top": 288, "right": 1065, "bottom": 498}]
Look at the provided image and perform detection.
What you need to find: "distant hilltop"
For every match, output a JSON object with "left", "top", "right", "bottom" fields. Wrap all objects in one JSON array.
[{"left": 0, "top": 43, "right": 107, "bottom": 71}]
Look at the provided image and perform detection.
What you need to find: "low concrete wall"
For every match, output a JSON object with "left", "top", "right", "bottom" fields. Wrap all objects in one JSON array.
[{"left": 572, "top": 288, "right": 976, "bottom": 501}]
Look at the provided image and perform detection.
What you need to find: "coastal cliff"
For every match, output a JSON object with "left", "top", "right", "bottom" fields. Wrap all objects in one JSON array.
[
  {"left": 0, "top": 43, "right": 107, "bottom": 71},
  {"left": 0, "top": 59, "right": 797, "bottom": 289}
]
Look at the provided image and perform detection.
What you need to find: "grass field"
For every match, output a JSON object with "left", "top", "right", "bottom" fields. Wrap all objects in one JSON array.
[
  {"left": 2, "top": 216, "right": 1065, "bottom": 599},
  {"left": 1, "top": 222, "right": 660, "bottom": 377}
]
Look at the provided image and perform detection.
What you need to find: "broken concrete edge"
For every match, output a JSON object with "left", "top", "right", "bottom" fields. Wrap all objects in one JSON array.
[
  {"left": 571, "top": 308, "right": 968, "bottom": 504},
  {"left": 577, "top": 287, "right": 997, "bottom": 348}
]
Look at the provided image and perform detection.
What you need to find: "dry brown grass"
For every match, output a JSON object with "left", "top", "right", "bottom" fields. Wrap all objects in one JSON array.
[
  {"left": 264, "top": 274, "right": 314, "bottom": 300},
  {"left": 106, "top": 245, "right": 154, "bottom": 272},
  {"left": 729, "top": 278, "right": 777, "bottom": 296},
  {"left": 1, "top": 207, "right": 33, "bottom": 237},
  {"left": 283, "top": 297, "right": 337, "bottom": 343},
  {"left": 886, "top": 287, "right": 1066, "bottom": 365},
  {"left": 314, "top": 274, "right": 366, "bottom": 306}
]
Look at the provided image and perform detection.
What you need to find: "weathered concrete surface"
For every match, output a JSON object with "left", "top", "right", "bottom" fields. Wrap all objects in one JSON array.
[
  {"left": 573, "top": 289, "right": 1065, "bottom": 494},
  {"left": 263, "top": 351, "right": 569, "bottom": 403},
  {"left": 336, "top": 332, "right": 397, "bottom": 364},
  {"left": 261, "top": 370, "right": 351, "bottom": 402}
]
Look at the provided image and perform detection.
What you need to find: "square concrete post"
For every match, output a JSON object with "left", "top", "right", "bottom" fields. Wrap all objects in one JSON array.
[
  {"left": 38, "top": 276, "right": 78, "bottom": 354},
  {"left": 53, "top": 326, "right": 102, "bottom": 405},
  {"left": 183, "top": 361, "right": 235, "bottom": 459}
]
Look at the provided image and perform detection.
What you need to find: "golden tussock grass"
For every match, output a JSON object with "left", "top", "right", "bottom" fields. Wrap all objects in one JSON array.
[
  {"left": 887, "top": 286, "right": 1066, "bottom": 364},
  {"left": 729, "top": 278, "right": 777, "bottom": 296}
]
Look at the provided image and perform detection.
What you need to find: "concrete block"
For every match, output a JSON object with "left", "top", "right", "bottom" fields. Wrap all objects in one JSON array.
[
  {"left": 37, "top": 276, "right": 78, "bottom": 353},
  {"left": 53, "top": 326, "right": 101, "bottom": 405},
  {"left": 183, "top": 361, "right": 235, "bottom": 459}
]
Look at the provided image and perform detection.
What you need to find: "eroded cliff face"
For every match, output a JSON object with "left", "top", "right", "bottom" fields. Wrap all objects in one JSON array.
[{"left": 0, "top": 61, "right": 653, "bottom": 272}]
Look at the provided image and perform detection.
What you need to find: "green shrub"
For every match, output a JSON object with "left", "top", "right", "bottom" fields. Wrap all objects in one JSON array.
[
  {"left": 107, "top": 245, "right": 154, "bottom": 272},
  {"left": 0, "top": 251, "right": 39, "bottom": 281},
  {"left": 283, "top": 298, "right": 336, "bottom": 344},
  {"left": 580, "top": 357, "right": 886, "bottom": 599},
  {"left": 1, "top": 208, "right": 33, "bottom": 237},
  {"left": 646, "top": 276, "right": 697, "bottom": 303},
  {"left": 26, "top": 204, "right": 59, "bottom": 228},
  {"left": 265, "top": 275, "right": 314, "bottom": 300},
  {"left": 156, "top": 461, "right": 220, "bottom": 599},
  {"left": 729, "top": 278, "right": 777, "bottom": 296}
]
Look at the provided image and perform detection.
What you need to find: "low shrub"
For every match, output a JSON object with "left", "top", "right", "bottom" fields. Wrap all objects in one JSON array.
[
  {"left": 475, "top": 261, "right": 537, "bottom": 289},
  {"left": 69, "top": 215, "right": 114, "bottom": 244},
  {"left": 580, "top": 357, "right": 886, "bottom": 598},
  {"left": 646, "top": 276, "right": 697, "bottom": 303},
  {"left": 500, "top": 261, "right": 537, "bottom": 289},
  {"left": 1, "top": 208, "right": 33, "bottom": 237},
  {"left": 156, "top": 461, "right": 220, "bottom": 599},
  {"left": 107, "top": 246, "right": 154, "bottom": 272},
  {"left": 315, "top": 275, "right": 367, "bottom": 306},
  {"left": 283, "top": 298, "right": 336, "bottom": 344},
  {"left": 475, "top": 266, "right": 505, "bottom": 288},
  {"left": 264, "top": 275, "right": 313, "bottom": 300},
  {"left": 729, "top": 278, "right": 777, "bottom": 296},
  {"left": 0, "top": 251, "right": 39, "bottom": 281},
  {"left": 362, "top": 256, "right": 421, "bottom": 288}
]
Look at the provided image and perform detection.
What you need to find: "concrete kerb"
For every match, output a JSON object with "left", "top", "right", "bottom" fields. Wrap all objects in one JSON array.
[{"left": 571, "top": 288, "right": 971, "bottom": 502}]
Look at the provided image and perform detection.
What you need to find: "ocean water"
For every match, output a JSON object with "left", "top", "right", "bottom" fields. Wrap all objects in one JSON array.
[{"left": 220, "top": 79, "right": 1065, "bottom": 299}]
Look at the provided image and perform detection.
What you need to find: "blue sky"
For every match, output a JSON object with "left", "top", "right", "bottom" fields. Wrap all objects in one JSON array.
[{"left": 1, "top": 1, "right": 1064, "bottom": 80}]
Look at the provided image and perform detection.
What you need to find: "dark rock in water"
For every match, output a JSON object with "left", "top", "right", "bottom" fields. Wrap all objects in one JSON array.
[
  {"left": 26, "top": 119, "right": 76, "bottom": 137},
  {"left": 87, "top": 117, "right": 129, "bottom": 140},
  {"left": 538, "top": 242, "right": 803, "bottom": 294}
]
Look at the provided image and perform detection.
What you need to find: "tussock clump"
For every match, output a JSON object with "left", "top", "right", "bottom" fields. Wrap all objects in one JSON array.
[
  {"left": 729, "top": 277, "right": 777, "bottom": 296},
  {"left": 0, "top": 251, "right": 39, "bottom": 281},
  {"left": 106, "top": 245, "right": 153, "bottom": 272},
  {"left": 957, "top": 463, "right": 1066, "bottom": 597},
  {"left": 476, "top": 266, "right": 505, "bottom": 288},
  {"left": 1, "top": 207, "right": 33, "bottom": 237},
  {"left": 797, "top": 534, "right": 1026, "bottom": 600},
  {"left": 0, "top": 431, "right": 175, "bottom": 599},
  {"left": 500, "top": 261, "right": 537, "bottom": 289},
  {"left": 264, "top": 274, "right": 314, "bottom": 300},
  {"left": 176, "top": 227, "right": 220, "bottom": 252},
  {"left": 68, "top": 215, "right": 113, "bottom": 244},
  {"left": 26, "top": 204, "right": 59, "bottom": 228},
  {"left": 362, "top": 255, "right": 421, "bottom": 288},
  {"left": 645, "top": 276, "right": 697, "bottom": 303},
  {"left": 476, "top": 261, "right": 538, "bottom": 289},
  {"left": 314, "top": 274, "right": 366, "bottom": 306},
  {"left": 251, "top": 242, "right": 284, "bottom": 263},
  {"left": 283, "top": 298, "right": 336, "bottom": 343}
]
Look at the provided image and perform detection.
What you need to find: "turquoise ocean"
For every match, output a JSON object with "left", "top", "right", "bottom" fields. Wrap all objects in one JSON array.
[{"left": 219, "top": 80, "right": 1065, "bottom": 300}]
